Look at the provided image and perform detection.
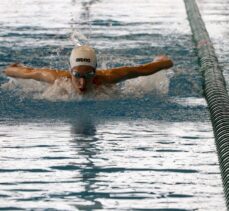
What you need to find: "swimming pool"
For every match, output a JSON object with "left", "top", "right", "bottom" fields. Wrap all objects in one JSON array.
[{"left": 0, "top": 0, "right": 227, "bottom": 210}]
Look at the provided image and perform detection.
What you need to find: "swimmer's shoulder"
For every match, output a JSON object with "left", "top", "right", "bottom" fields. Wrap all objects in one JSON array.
[
  {"left": 37, "top": 68, "right": 71, "bottom": 82},
  {"left": 54, "top": 70, "right": 71, "bottom": 79},
  {"left": 94, "top": 69, "right": 112, "bottom": 85},
  {"left": 36, "top": 68, "right": 71, "bottom": 83},
  {"left": 95, "top": 67, "right": 131, "bottom": 84}
]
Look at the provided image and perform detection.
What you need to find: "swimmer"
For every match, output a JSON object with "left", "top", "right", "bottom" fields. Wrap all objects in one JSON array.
[{"left": 3, "top": 45, "right": 173, "bottom": 95}]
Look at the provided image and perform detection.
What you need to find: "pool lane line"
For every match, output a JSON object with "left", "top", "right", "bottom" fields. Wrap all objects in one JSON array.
[{"left": 184, "top": 0, "right": 229, "bottom": 209}]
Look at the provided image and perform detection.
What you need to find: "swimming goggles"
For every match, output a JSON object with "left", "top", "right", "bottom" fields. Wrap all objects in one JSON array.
[{"left": 71, "top": 70, "right": 95, "bottom": 79}]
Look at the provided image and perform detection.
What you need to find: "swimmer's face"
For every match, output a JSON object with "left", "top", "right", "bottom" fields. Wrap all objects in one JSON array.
[{"left": 71, "top": 66, "right": 96, "bottom": 94}]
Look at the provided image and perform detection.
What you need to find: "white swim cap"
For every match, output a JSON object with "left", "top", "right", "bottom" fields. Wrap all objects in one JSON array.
[{"left": 69, "top": 45, "right": 97, "bottom": 69}]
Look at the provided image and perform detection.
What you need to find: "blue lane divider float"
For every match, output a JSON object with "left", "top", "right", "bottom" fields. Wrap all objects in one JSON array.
[{"left": 184, "top": 0, "right": 229, "bottom": 208}]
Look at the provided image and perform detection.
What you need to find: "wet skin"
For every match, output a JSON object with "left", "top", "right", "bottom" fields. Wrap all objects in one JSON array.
[{"left": 71, "top": 65, "right": 96, "bottom": 94}]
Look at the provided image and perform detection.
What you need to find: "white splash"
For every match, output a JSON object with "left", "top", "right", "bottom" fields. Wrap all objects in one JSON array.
[
  {"left": 121, "top": 70, "right": 171, "bottom": 97},
  {"left": 70, "top": 30, "right": 89, "bottom": 47},
  {"left": 1, "top": 78, "right": 80, "bottom": 101}
]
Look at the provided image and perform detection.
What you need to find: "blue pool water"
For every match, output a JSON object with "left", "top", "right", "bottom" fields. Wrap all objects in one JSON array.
[{"left": 0, "top": 0, "right": 227, "bottom": 210}]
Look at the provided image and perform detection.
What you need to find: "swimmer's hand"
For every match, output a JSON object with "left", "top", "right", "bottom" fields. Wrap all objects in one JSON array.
[
  {"left": 3, "top": 63, "right": 25, "bottom": 77},
  {"left": 153, "top": 55, "right": 173, "bottom": 69},
  {"left": 153, "top": 55, "right": 172, "bottom": 63}
]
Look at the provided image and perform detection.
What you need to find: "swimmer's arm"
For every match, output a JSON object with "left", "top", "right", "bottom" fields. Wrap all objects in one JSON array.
[
  {"left": 3, "top": 63, "right": 71, "bottom": 83},
  {"left": 97, "top": 56, "right": 173, "bottom": 84}
]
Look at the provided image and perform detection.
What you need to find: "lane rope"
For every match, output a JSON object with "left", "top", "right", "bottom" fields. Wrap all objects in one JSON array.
[{"left": 184, "top": 0, "right": 229, "bottom": 208}]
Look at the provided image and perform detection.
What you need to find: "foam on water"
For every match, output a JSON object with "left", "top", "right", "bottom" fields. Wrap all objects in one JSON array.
[{"left": 122, "top": 70, "right": 171, "bottom": 96}]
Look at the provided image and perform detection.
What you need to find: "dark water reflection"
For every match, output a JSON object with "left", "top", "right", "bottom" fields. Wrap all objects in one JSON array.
[{"left": 70, "top": 119, "right": 104, "bottom": 210}]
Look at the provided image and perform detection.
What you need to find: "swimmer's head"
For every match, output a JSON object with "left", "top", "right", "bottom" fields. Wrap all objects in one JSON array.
[{"left": 69, "top": 45, "right": 97, "bottom": 70}]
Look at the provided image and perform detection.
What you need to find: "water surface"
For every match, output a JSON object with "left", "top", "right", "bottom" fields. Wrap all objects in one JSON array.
[{"left": 0, "top": 0, "right": 226, "bottom": 210}]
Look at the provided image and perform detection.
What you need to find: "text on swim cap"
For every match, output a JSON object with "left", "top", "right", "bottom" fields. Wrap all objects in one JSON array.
[{"left": 76, "top": 58, "right": 91, "bottom": 63}]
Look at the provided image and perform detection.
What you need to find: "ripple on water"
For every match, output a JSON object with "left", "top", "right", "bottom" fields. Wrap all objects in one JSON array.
[{"left": 0, "top": 120, "right": 225, "bottom": 210}]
